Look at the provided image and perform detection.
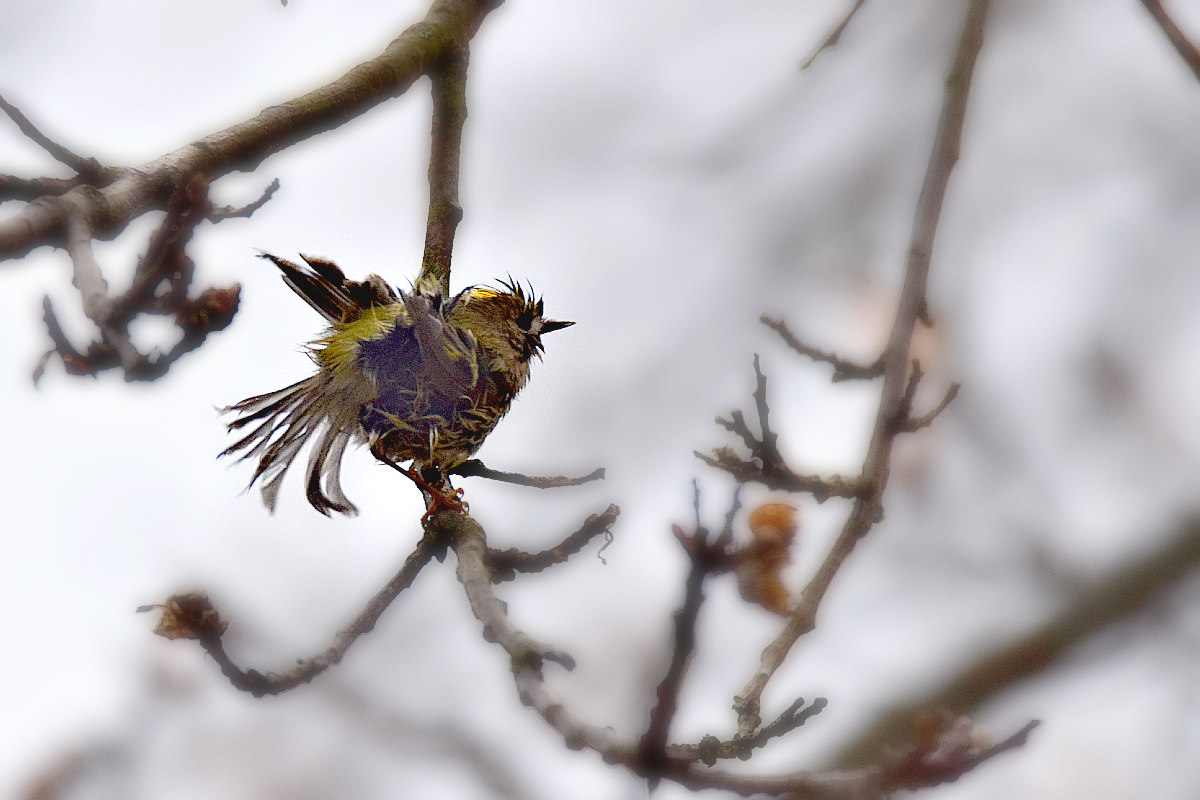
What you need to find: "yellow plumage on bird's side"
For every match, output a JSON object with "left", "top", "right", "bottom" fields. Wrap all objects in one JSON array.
[{"left": 221, "top": 254, "right": 573, "bottom": 515}]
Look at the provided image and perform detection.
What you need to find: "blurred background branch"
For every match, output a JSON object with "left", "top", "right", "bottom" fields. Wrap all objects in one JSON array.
[{"left": 827, "top": 515, "right": 1200, "bottom": 769}]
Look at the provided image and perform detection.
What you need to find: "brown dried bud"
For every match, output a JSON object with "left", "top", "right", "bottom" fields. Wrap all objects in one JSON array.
[
  {"left": 141, "top": 592, "right": 228, "bottom": 641},
  {"left": 736, "top": 503, "right": 800, "bottom": 614}
]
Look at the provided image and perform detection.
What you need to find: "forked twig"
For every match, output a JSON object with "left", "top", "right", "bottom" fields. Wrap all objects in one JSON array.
[{"left": 700, "top": 355, "right": 868, "bottom": 501}]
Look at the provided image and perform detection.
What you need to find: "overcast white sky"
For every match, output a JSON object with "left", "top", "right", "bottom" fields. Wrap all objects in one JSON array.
[{"left": 4, "top": 1, "right": 1200, "bottom": 798}]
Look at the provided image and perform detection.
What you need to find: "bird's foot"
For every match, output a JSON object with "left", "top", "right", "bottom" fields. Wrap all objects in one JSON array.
[{"left": 420, "top": 486, "right": 469, "bottom": 526}]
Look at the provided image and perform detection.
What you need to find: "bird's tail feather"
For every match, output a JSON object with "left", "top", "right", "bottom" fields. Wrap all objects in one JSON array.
[{"left": 221, "top": 377, "right": 358, "bottom": 516}]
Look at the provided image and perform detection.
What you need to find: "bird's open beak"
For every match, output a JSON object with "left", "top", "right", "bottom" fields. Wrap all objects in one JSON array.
[{"left": 540, "top": 319, "right": 575, "bottom": 334}]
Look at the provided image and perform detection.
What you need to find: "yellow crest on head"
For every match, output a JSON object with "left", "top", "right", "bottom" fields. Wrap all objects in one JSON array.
[{"left": 467, "top": 287, "right": 505, "bottom": 303}]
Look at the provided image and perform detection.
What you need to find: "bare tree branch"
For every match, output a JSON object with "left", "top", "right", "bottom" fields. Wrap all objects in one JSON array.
[
  {"left": 733, "top": 0, "right": 991, "bottom": 737},
  {"left": 450, "top": 512, "right": 577, "bottom": 671},
  {"left": 1, "top": 0, "right": 501, "bottom": 261},
  {"left": 417, "top": 47, "right": 469, "bottom": 296}
]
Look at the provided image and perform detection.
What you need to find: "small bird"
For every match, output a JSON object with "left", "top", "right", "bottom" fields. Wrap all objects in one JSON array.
[{"left": 221, "top": 254, "right": 573, "bottom": 516}]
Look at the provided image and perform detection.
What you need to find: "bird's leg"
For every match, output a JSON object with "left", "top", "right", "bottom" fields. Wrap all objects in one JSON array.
[
  {"left": 372, "top": 449, "right": 468, "bottom": 523},
  {"left": 415, "top": 468, "right": 469, "bottom": 525}
]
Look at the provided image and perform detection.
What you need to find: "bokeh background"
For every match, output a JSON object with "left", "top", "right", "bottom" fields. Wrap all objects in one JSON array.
[{"left": 3, "top": 0, "right": 1200, "bottom": 798}]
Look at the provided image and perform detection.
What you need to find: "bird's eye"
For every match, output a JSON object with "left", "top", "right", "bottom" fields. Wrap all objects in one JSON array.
[{"left": 516, "top": 308, "right": 537, "bottom": 331}]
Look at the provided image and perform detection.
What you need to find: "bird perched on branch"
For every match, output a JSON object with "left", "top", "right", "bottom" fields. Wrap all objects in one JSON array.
[{"left": 221, "top": 253, "right": 573, "bottom": 516}]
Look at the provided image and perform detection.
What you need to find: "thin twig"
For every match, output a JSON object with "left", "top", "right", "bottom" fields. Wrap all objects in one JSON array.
[
  {"left": 450, "top": 458, "right": 605, "bottom": 488},
  {"left": 208, "top": 178, "right": 281, "bottom": 221},
  {"left": 639, "top": 487, "right": 722, "bottom": 780},
  {"left": 696, "top": 447, "right": 865, "bottom": 503},
  {"left": 761, "top": 315, "right": 884, "bottom": 382},
  {"left": 717, "top": 483, "right": 742, "bottom": 550},
  {"left": 895, "top": 382, "right": 960, "bottom": 433},
  {"left": 733, "top": 0, "right": 991, "bottom": 738},
  {"left": 696, "top": 450, "right": 865, "bottom": 502},
  {"left": 714, "top": 410, "right": 759, "bottom": 456},
  {"left": 801, "top": 0, "right": 870, "bottom": 70},
  {"left": 0, "top": 93, "right": 101, "bottom": 177},
  {"left": 751, "top": 354, "right": 782, "bottom": 462},
  {"left": 703, "top": 355, "right": 867, "bottom": 502},
  {"left": 35, "top": 296, "right": 89, "bottom": 382},
  {"left": 752, "top": 696, "right": 828, "bottom": 750},
  {"left": 1138, "top": 0, "right": 1200, "bottom": 84},
  {"left": 882, "top": 718, "right": 1040, "bottom": 791},
  {"left": 484, "top": 505, "right": 620, "bottom": 582},
  {"left": 672, "top": 697, "right": 828, "bottom": 765}
]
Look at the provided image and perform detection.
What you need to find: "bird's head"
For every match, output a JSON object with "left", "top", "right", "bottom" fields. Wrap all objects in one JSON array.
[{"left": 461, "top": 280, "right": 574, "bottom": 362}]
